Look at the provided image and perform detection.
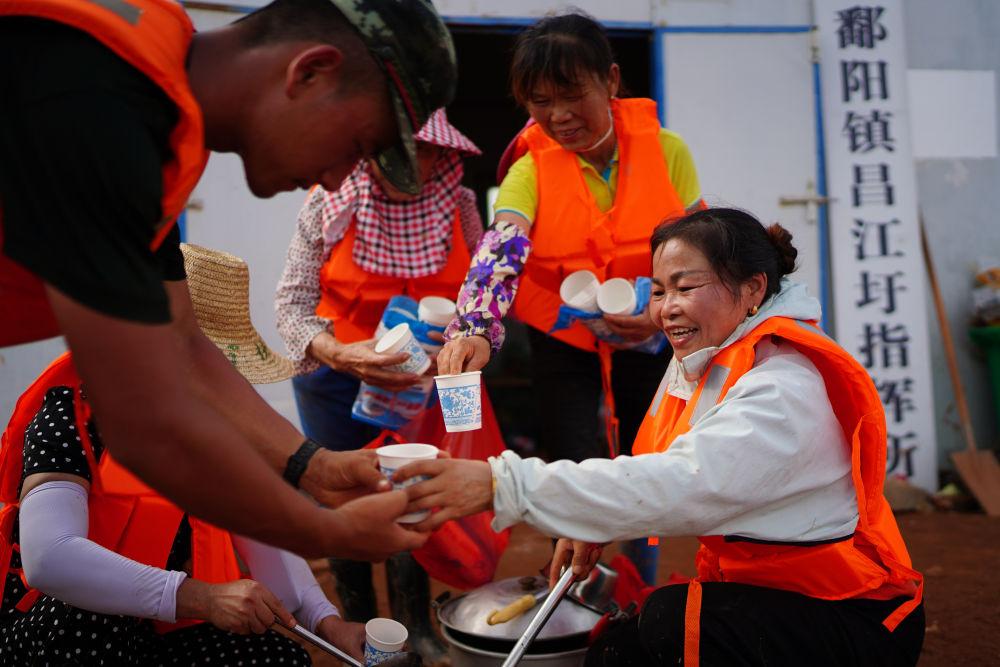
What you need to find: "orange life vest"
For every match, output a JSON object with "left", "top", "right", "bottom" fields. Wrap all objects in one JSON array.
[
  {"left": 510, "top": 98, "right": 687, "bottom": 351},
  {"left": 0, "top": 0, "right": 209, "bottom": 347},
  {"left": 633, "top": 316, "right": 923, "bottom": 653},
  {"left": 316, "top": 208, "right": 472, "bottom": 343},
  {"left": 0, "top": 353, "right": 241, "bottom": 631}
]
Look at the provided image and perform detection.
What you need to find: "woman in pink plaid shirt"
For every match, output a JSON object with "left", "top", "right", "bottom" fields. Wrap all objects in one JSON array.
[{"left": 275, "top": 109, "right": 481, "bottom": 663}]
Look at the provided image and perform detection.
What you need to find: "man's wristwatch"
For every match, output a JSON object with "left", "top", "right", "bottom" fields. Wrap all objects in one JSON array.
[{"left": 283, "top": 438, "right": 322, "bottom": 488}]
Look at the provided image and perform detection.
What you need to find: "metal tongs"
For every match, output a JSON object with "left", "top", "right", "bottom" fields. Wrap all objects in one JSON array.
[
  {"left": 289, "top": 624, "right": 423, "bottom": 667},
  {"left": 499, "top": 566, "right": 578, "bottom": 667}
]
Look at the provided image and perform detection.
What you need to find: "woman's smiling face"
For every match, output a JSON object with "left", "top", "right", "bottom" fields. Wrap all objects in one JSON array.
[
  {"left": 649, "top": 239, "right": 764, "bottom": 358},
  {"left": 524, "top": 66, "right": 619, "bottom": 153}
]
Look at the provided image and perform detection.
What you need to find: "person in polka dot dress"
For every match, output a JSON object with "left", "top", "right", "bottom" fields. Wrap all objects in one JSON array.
[
  {"left": 0, "top": 383, "right": 367, "bottom": 665},
  {"left": 0, "top": 386, "right": 364, "bottom": 666}
]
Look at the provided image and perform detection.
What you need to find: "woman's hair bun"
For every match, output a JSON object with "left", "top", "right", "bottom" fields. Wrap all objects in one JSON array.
[{"left": 766, "top": 223, "right": 797, "bottom": 276}]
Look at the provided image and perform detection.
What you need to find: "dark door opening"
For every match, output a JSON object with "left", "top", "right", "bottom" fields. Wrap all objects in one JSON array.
[
  {"left": 444, "top": 23, "right": 653, "bottom": 457},
  {"left": 447, "top": 24, "right": 654, "bottom": 219}
]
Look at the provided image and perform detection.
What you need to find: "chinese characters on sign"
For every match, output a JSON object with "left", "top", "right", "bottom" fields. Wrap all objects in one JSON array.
[{"left": 817, "top": 0, "right": 937, "bottom": 490}]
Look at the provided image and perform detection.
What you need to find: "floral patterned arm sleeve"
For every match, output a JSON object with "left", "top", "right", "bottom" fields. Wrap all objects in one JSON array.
[
  {"left": 274, "top": 190, "right": 346, "bottom": 375},
  {"left": 444, "top": 218, "right": 532, "bottom": 354}
]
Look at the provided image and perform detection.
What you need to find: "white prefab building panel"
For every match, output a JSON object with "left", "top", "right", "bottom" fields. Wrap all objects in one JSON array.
[
  {"left": 183, "top": 155, "right": 305, "bottom": 428},
  {"left": 653, "top": 0, "right": 813, "bottom": 26},
  {"left": 437, "top": 0, "right": 652, "bottom": 24},
  {"left": 0, "top": 340, "right": 67, "bottom": 429},
  {"left": 187, "top": 0, "right": 654, "bottom": 24},
  {"left": 664, "top": 31, "right": 823, "bottom": 309},
  {"left": 908, "top": 69, "right": 998, "bottom": 160}
]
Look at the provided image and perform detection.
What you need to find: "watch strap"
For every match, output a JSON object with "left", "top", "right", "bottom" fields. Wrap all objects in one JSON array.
[{"left": 283, "top": 438, "right": 322, "bottom": 488}]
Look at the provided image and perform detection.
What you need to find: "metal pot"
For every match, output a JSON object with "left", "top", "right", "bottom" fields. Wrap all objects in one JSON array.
[
  {"left": 434, "top": 573, "right": 606, "bottom": 667},
  {"left": 441, "top": 626, "right": 588, "bottom": 667}
]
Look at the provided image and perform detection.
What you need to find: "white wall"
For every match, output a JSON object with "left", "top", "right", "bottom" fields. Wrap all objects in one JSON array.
[
  {"left": 653, "top": 0, "right": 811, "bottom": 25},
  {"left": 184, "top": 7, "right": 304, "bottom": 428},
  {"left": 438, "top": 0, "right": 651, "bottom": 23},
  {"left": 904, "top": 0, "right": 1000, "bottom": 463}
]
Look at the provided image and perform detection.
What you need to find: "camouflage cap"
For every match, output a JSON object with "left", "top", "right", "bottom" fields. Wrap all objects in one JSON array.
[{"left": 330, "top": 0, "right": 457, "bottom": 195}]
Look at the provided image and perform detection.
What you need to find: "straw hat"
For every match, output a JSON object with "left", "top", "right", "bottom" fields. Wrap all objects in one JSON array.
[{"left": 181, "top": 243, "right": 294, "bottom": 384}]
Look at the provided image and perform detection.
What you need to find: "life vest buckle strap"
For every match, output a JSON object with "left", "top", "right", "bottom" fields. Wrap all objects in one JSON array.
[
  {"left": 597, "top": 344, "right": 620, "bottom": 458},
  {"left": 683, "top": 580, "right": 703, "bottom": 667},
  {"left": 13, "top": 568, "right": 40, "bottom": 613}
]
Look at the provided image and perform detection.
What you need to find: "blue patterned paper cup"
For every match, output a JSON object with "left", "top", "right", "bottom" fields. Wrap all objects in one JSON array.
[
  {"left": 377, "top": 443, "right": 439, "bottom": 523},
  {"left": 364, "top": 618, "right": 407, "bottom": 666},
  {"left": 374, "top": 322, "right": 431, "bottom": 375},
  {"left": 434, "top": 371, "right": 482, "bottom": 432}
]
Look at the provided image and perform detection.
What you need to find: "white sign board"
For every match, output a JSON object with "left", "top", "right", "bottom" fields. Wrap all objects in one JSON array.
[{"left": 815, "top": 0, "right": 938, "bottom": 491}]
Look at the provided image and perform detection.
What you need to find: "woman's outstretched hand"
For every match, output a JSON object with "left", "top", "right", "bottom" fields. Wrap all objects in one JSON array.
[
  {"left": 308, "top": 332, "right": 419, "bottom": 391},
  {"left": 394, "top": 458, "right": 494, "bottom": 531},
  {"left": 436, "top": 336, "right": 490, "bottom": 375}
]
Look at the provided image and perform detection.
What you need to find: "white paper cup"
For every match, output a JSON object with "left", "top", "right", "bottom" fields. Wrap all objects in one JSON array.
[
  {"left": 374, "top": 323, "right": 431, "bottom": 375},
  {"left": 418, "top": 296, "right": 456, "bottom": 327},
  {"left": 433, "top": 371, "right": 482, "bottom": 432},
  {"left": 377, "top": 443, "right": 439, "bottom": 523},
  {"left": 364, "top": 618, "right": 408, "bottom": 666},
  {"left": 597, "top": 278, "right": 637, "bottom": 315},
  {"left": 559, "top": 270, "right": 600, "bottom": 312}
]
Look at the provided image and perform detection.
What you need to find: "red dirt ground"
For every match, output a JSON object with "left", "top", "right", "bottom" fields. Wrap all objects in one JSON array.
[{"left": 297, "top": 511, "right": 1000, "bottom": 666}]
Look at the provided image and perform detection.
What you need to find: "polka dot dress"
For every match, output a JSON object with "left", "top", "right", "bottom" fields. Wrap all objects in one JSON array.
[
  {"left": 20, "top": 387, "right": 95, "bottom": 482},
  {"left": 0, "top": 596, "right": 310, "bottom": 666},
  {"left": 0, "top": 387, "right": 313, "bottom": 665}
]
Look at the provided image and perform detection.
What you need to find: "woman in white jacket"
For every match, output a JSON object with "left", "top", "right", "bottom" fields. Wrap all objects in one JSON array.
[{"left": 399, "top": 208, "right": 924, "bottom": 666}]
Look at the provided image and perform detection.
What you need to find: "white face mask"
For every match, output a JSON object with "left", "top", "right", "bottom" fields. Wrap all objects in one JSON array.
[{"left": 581, "top": 106, "right": 614, "bottom": 153}]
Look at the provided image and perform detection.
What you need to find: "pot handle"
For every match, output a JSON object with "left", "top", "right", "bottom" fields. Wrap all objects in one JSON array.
[{"left": 431, "top": 590, "right": 452, "bottom": 610}]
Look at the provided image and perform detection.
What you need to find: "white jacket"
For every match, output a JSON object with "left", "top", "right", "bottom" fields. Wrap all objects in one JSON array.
[{"left": 489, "top": 280, "right": 859, "bottom": 544}]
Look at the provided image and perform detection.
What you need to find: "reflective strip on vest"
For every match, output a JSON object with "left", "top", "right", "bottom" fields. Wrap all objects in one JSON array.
[
  {"left": 689, "top": 364, "right": 730, "bottom": 425},
  {"left": 795, "top": 319, "right": 832, "bottom": 340},
  {"left": 648, "top": 370, "right": 671, "bottom": 418},
  {"left": 89, "top": 0, "right": 142, "bottom": 23}
]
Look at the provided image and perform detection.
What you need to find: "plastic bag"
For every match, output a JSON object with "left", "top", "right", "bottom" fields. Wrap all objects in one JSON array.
[
  {"left": 352, "top": 296, "right": 445, "bottom": 430},
  {"left": 973, "top": 258, "right": 1000, "bottom": 326},
  {"left": 366, "top": 391, "right": 510, "bottom": 590},
  {"left": 549, "top": 277, "right": 667, "bottom": 354}
]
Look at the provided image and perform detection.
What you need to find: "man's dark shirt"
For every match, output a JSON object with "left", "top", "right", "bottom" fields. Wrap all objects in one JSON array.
[{"left": 0, "top": 17, "right": 187, "bottom": 324}]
